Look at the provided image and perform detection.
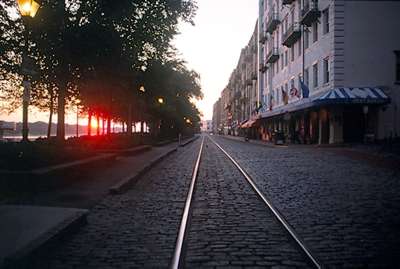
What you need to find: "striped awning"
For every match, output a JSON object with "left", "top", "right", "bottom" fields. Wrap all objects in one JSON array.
[
  {"left": 314, "top": 87, "right": 389, "bottom": 105},
  {"left": 241, "top": 119, "right": 257, "bottom": 128}
]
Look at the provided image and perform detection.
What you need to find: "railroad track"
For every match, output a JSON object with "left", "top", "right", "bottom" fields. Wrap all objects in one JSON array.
[{"left": 171, "top": 135, "right": 323, "bottom": 269}]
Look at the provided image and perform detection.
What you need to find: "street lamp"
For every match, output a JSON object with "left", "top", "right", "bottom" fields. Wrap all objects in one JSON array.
[
  {"left": 16, "top": 0, "right": 40, "bottom": 142},
  {"left": 17, "top": 0, "right": 40, "bottom": 18},
  {"left": 138, "top": 86, "right": 145, "bottom": 134},
  {"left": 157, "top": 97, "right": 164, "bottom": 104}
]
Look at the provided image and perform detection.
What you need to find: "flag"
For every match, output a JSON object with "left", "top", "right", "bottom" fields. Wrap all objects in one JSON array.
[
  {"left": 300, "top": 80, "right": 310, "bottom": 98},
  {"left": 281, "top": 88, "right": 289, "bottom": 105},
  {"left": 290, "top": 87, "right": 300, "bottom": 98}
]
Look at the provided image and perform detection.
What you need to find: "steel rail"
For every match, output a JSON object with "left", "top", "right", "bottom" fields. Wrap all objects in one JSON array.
[
  {"left": 208, "top": 135, "right": 323, "bottom": 269},
  {"left": 171, "top": 136, "right": 205, "bottom": 269}
]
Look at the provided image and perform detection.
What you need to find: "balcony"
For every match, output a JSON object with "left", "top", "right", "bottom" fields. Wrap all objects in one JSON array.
[
  {"left": 301, "top": 1, "right": 321, "bottom": 26},
  {"left": 282, "top": 0, "right": 296, "bottom": 4},
  {"left": 234, "top": 91, "right": 241, "bottom": 100},
  {"left": 266, "top": 12, "right": 280, "bottom": 34},
  {"left": 259, "top": 33, "right": 267, "bottom": 44},
  {"left": 282, "top": 23, "right": 301, "bottom": 47},
  {"left": 266, "top": 48, "right": 279, "bottom": 63},
  {"left": 259, "top": 63, "right": 267, "bottom": 73}
]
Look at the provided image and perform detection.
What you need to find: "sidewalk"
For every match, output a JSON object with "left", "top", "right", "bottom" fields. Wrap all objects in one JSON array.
[
  {"left": 0, "top": 205, "right": 88, "bottom": 268},
  {"left": 13, "top": 137, "right": 198, "bottom": 209},
  {"left": 219, "top": 134, "right": 278, "bottom": 148}
]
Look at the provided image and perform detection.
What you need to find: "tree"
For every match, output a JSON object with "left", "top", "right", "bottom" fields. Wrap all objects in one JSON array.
[{"left": 0, "top": 0, "right": 201, "bottom": 141}]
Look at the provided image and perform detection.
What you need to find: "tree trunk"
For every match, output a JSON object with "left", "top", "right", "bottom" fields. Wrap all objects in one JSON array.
[
  {"left": 107, "top": 117, "right": 111, "bottom": 135},
  {"left": 140, "top": 121, "right": 144, "bottom": 134},
  {"left": 88, "top": 110, "right": 92, "bottom": 136},
  {"left": 47, "top": 90, "right": 54, "bottom": 139},
  {"left": 56, "top": 82, "right": 66, "bottom": 142},
  {"left": 96, "top": 115, "right": 100, "bottom": 136},
  {"left": 127, "top": 104, "right": 132, "bottom": 135}
]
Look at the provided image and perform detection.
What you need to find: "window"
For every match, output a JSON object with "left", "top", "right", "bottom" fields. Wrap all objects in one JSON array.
[
  {"left": 281, "top": 54, "right": 284, "bottom": 70},
  {"left": 285, "top": 51, "right": 288, "bottom": 66},
  {"left": 298, "top": 0, "right": 302, "bottom": 16},
  {"left": 323, "top": 57, "right": 329, "bottom": 83},
  {"left": 298, "top": 74, "right": 302, "bottom": 90},
  {"left": 298, "top": 39, "right": 302, "bottom": 57},
  {"left": 313, "top": 22, "right": 318, "bottom": 43},
  {"left": 291, "top": 10, "right": 295, "bottom": 25},
  {"left": 276, "top": 88, "right": 279, "bottom": 104},
  {"left": 313, "top": 63, "right": 318, "bottom": 88},
  {"left": 323, "top": 8, "right": 329, "bottom": 34},
  {"left": 304, "top": 30, "right": 309, "bottom": 49},
  {"left": 284, "top": 18, "right": 288, "bottom": 34},
  {"left": 276, "top": 58, "right": 279, "bottom": 73},
  {"left": 304, "top": 68, "right": 309, "bottom": 86},
  {"left": 396, "top": 51, "right": 400, "bottom": 83},
  {"left": 291, "top": 46, "right": 295, "bottom": 62}
]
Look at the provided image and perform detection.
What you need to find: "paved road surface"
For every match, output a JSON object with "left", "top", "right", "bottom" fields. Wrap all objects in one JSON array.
[{"left": 29, "top": 135, "right": 400, "bottom": 268}]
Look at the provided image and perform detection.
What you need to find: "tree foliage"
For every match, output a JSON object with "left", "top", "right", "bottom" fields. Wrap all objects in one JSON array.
[{"left": 0, "top": 0, "right": 202, "bottom": 140}]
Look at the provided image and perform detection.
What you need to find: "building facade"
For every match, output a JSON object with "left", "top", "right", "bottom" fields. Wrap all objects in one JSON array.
[
  {"left": 213, "top": 22, "right": 259, "bottom": 136},
  {"left": 213, "top": 0, "right": 400, "bottom": 144},
  {"left": 258, "top": 0, "right": 400, "bottom": 144},
  {"left": 212, "top": 98, "right": 222, "bottom": 134},
  {"left": 201, "top": 120, "right": 213, "bottom": 133}
]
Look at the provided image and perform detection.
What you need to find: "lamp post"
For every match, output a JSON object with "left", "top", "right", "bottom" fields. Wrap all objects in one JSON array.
[{"left": 16, "top": 0, "right": 40, "bottom": 142}]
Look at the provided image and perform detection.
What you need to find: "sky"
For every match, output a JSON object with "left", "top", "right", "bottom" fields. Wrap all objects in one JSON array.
[
  {"left": 0, "top": 0, "right": 258, "bottom": 124},
  {"left": 174, "top": 0, "right": 258, "bottom": 120}
]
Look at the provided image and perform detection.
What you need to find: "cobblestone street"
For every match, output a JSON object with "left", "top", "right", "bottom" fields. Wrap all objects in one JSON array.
[
  {"left": 28, "top": 135, "right": 400, "bottom": 268},
  {"left": 213, "top": 136, "right": 400, "bottom": 268},
  {"left": 184, "top": 138, "right": 309, "bottom": 268}
]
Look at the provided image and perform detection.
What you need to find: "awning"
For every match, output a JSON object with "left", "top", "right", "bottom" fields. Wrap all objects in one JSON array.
[
  {"left": 241, "top": 119, "right": 257, "bottom": 128},
  {"left": 260, "top": 87, "right": 390, "bottom": 120},
  {"left": 314, "top": 87, "right": 390, "bottom": 105},
  {"left": 260, "top": 98, "right": 315, "bottom": 119}
]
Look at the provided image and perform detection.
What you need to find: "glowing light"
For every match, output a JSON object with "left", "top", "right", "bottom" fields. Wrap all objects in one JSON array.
[
  {"left": 17, "top": 0, "right": 40, "bottom": 18},
  {"left": 90, "top": 121, "right": 98, "bottom": 129},
  {"left": 139, "top": 86, "right": 145, "bottom": 93},
  {"left": 157, "top": 97, "right": 164, "bottom": 104}
]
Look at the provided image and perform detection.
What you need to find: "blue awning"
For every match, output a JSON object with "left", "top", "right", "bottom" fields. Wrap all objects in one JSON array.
[
  {"left": 314, "top": 87, "right": 390, "bottom": 105},
  {"left": 260, "top": 87, "right": 390, "bottom": 120}
]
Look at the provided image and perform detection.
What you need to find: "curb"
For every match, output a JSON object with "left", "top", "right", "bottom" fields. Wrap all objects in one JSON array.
[
  {"left": 2, "top": 209, "right": 88, "bottom": 269},
  {"left": 179, "top": 135, "right": 199, "bottom": 147},
  {"left": 220, "top": 135, "right": 276, "bottom": 148},
  {"left": 109, "top": 147, "right": 178, "bottom": 195},
  {"left": 109, "top": 136, "right": 199, "bottom": 195}
]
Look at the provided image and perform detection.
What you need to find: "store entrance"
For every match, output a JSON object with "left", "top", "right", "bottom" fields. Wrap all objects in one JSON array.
[{"left": 343, "top": 106, "right": 365, "bottom": 143}]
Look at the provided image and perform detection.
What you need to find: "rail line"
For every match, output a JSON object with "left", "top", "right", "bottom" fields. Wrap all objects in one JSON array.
[
  {"left": 171, "top": 136, "right": 205, "bottom": 269},
  {"left": 171, "top": 135, "right": 323, "bottom": 269}
]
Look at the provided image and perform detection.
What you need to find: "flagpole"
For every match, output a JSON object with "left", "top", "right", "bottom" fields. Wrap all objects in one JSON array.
[{"left": 302, "top": 24, "right": 305, "bottom": 85}]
